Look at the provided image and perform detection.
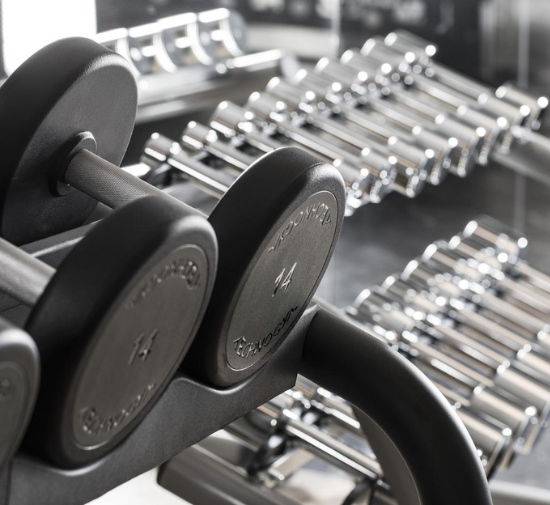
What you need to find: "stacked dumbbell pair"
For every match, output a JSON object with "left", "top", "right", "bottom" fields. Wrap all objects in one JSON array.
[
  {"left": 0, "top": 35, "right": 346, "bottom": 476},
  {"left": 139, "top": 29, "right": 549, "bottom": 215},
  {"left": 95, "top": 8, "right": 247, "bottom": 76}
]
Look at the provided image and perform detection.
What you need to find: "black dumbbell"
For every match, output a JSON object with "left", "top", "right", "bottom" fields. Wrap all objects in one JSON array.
[
  {"left": 144, "top": 135, "right": 346, "bottom": 386},
  {"left": 1, "top": 196, "right": 216, "bottom": 469},
  {"left": 0, "top": 318, "right": 39, "bottom": 471},
  {"left": 0, "top": 38, "right": 218, "bottom": 467},
  {"left": 0, "top": 36, "right": 211, "bottom": 245}
]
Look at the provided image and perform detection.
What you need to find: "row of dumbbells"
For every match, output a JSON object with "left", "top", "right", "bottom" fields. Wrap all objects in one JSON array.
[
  {"left": 137, "top": 30, "right": 549, "bottom": 214},
  {"left": 176, "top": 217, "right": 550, "bottom": 505},
  {"left": 96, "top": 8, "right": 247, "bottom": 76},
  {"left": 348, "top": 216, "right": 550, "bottom": 476}
]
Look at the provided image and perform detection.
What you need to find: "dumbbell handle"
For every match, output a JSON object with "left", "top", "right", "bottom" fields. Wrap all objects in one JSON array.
[
  {"left": 492, "top": 129, "right": 550, "bottom": 188},
  {"left": 0, "top": 148, "right": 224, "bottom": 307},
  {"left": 0, "top": 237, "right": 54, "bottom": 306},
  {"left": 143, "top": 134, "right": 233, "bottom": 199},
  {"left": 65, "top": 150, "right": 161, "bottom": 208}
]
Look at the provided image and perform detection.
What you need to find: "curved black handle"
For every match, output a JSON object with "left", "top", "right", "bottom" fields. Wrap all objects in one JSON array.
[{"left": 299, "top": 306, "right": 492, "bottom": 505}]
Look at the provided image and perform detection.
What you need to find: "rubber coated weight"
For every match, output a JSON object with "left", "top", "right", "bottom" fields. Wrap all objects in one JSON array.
[
  {"left": 22, "top": 195, "right": 216, "bottom": 467},
  {"left": 0, "top": 319, "right": 39, "bottom": 471},
  {"left": 183, "top": 147, "right": 345, "bottom": 386},
  {"left": 0, "top": 37, "right": 137, "bottom": 244}
]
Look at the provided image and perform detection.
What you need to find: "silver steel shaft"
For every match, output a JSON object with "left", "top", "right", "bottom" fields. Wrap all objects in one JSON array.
[{"left": 0, "top": 237, "right": 54, "bottom": 306}]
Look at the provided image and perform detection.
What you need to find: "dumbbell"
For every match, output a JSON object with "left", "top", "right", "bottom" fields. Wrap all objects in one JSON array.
[
  {"left": 444, "top": 235, "right": 550, "bottom": 320},
  {"left": 0, "top": 319, "right": 39, "bottom": 471},
  {"left": 375, "top": 280, "right": 550, "bottom": 420},
  {"left": 247, "top": 92, "right": 399, "bottom": 203},
  {"left": 197, "top": 8, "right": 247, "bottom": 60},
  {"left": 208, "top": 99, "right": 393, "bottom": 210},
  {"left": 338, "top": 49, "right": 494, "bottom": 169},
  {"left": 295, "top": 67, "right": 454, "bottom": 186},
  {"left": 423, "top": 243, "right": 550, "bottom": 340},
  {"left": 142, "top": 133, "right": 346, "bottom": 386},
  {"left": 179, "top": 120, "right": 397, "bottom": 218},
  {"left": 382, "top": 275, "right": 550, "bottom": 388},
  {"left": 402, "top": 260, "right": 550, "bottom": 359},
  {"left": 462, "top": 216, "right": 550, "bottom": 296},
  {"left": 2, "top": 194, "right": 219, "bottom": 471},
  {"left": 181, "top": 121, "right": 256, "bottom": 173},
  {"left": 314, "top": 58, "right": 480, "bottom": 178},
  {"left": 266, "top": 77, "right": 432, "bottom": 198},
  {"left": 353, "top": 288, "right": 541, "bottom": 452},
  {"left": 253, "top": 396, "right": 383, "bottom": 480},
  {"left": 157, "top": 12, "right": 220, "bottom": 71},
  {"left": 384, "top": 30, "right": 548, "bottom": 131},
  {"left": 430, "top": 241, "right": 550, "bottom": 319},
  {"left": 346, "top": 300, "right": 518, "bottom": 470},
  {"left": 95, "top": 9, "right": 246, "bottom": 76},
  {"left": 360, "top": 37, "right": 531, "bottom": 139}
]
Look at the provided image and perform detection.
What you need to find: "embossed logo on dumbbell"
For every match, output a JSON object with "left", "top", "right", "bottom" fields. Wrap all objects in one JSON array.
[
  {"left": 128, "top": 257, "right": 202, "bottom": 309},
  {"left": 269, "top": 200, "right": 332, "bottom": 254},
  {"left": 232, "top": 305, "right": 299, "bottom": 359},
  {"left": 79, "top": 382, "right": 157, "bottom": 438}
]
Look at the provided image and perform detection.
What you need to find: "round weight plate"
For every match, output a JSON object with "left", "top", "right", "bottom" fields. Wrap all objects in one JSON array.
[
  {"left": 25, "top": 195, "right": 216, "bottom": 467},
  {"left": 184, "top": 147, "right": 345, "bottom": 387},
  {"left": 0, "top": 321, "right": 39, "bottom": 471},
  {"left": 0, "top": 37, "right": 137, "bottom": 244}
]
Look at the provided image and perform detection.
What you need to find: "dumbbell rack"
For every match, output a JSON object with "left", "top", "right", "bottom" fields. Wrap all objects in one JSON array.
[
  {"left": 1, "top": 26, "right": 550, "bottom": 505},
  {"left": 157, "top": 215, "right": 550, "bottom": 505}
]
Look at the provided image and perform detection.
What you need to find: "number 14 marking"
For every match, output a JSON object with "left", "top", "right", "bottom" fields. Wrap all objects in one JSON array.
[{"left": 273, "top": 263, "right": 297, "bottom": 296}]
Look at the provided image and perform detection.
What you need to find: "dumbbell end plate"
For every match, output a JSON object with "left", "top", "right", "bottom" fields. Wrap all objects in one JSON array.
[
  {"left": 0, "top": 37, "right": 137, "bottom": 244},
  {"left": 24, "top": 195, "right": 217, "bottom": 468},
  {"left": 0, "top": 321, "right": 39, "bottom": 471},
  {"left": 184, "top": 147, "right": 345, "bottom": 387}
]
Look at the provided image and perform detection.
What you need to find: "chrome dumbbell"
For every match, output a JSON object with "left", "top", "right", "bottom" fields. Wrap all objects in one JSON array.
[
  {"left": 360, "top": 37, "right": 531, "bottom": 144},
  {"left": 296, "top": 66, "right": 455, "bottom": 185},
  {"left": 355, "top": 289, "right": 544, "bottom": 447},
  {"left": 197, "top": 8, "right": 247, "bottom": 60},
  {"left": 181, "top": 121, "right": 256, "bottom": 173},
  {"left": 403, "top": 261, "right": 550, "bottom": 357},
  {"left": 338, "top": 50, "right": 491, "bottom": 170},
  {"left": 306, "top": 301, "right": 515, "bottom": 475},
  {"left": 377, "top": 280, "right": 550, "bottom": 421},
  {"left": 246, "top": 91, "right": 398, "bottom": 203},
  {"left": 423, "top": 241, "right": 550, "bottom": 319},
  {"left": 348, "top": 298, "right": 520, "bottom": 470},
  {"left": 208, "top": 99, "right": 393, "bottom": 211},
  {"left": 265, "top": 77, "right": 430, "bottom": 198},
  {"left": 382, "top": 275, "right": 550, "bottom": 389},
  {"left": 461, "top": 216, "right": 550, "bottom": 296},
  {"left": 95, "top": 14, "right": 213, "bottom": 75},
  {"left": 422, "top": 243, "right": 550, "bottom": 342},
  {"left": 384, "top": 30, "right": 548, "bottom": 132},
  {"left": 402, "top": 261, "right": 550, "bottom": 377}
]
